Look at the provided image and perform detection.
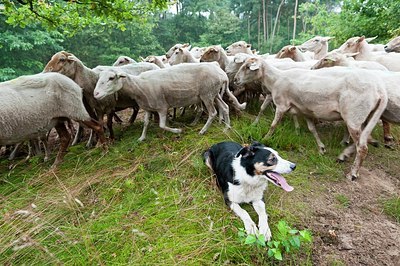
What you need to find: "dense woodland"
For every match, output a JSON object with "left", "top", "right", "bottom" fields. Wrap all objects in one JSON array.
[{"left": 1, "top": 0, "right": 400, "bottom": 81}]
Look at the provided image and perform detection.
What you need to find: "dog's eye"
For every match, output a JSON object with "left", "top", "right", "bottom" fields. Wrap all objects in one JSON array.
[{"left": 267, "top": 155, "right": 277, "bottom": 165}]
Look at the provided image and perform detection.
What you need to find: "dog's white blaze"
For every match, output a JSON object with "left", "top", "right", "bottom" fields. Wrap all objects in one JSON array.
[
  {"left": 266, "top": 148, "right": 295, "bottom": 174},
  {"left": 228, "top": 156, "right": 268, "bottom": 203}
]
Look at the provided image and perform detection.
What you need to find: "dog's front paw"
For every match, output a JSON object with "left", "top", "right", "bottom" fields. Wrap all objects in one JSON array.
[
  {"left": 245, "top": 222, "right": 258, "bottom": 236},
  {"left": 259, "top": 226, "right": 272, "bottom": 242}
]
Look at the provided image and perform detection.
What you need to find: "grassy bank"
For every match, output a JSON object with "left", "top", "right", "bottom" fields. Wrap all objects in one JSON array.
[{"left": 1, "top": 105, "right": 399, "bottom": 265}]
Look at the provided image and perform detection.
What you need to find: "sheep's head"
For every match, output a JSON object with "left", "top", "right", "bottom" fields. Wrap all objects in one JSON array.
[
  {"left": 94, "top": 70, "right": 125, "bottom": 100},
  {"left": 311, "top": 52, "right": 338, "bottom": 69},
  {"left": 385, "top": 36, "right": 400, "bottom": 53},
  {"left": 226, "top": 41, "right": 252, "bottom": 56},
  {"left": 165, "top": 43, "right": 190, "bottom": 59},
  {"left": 234, "top": 57, "right": 262, "bottom": 86},
  {"left": 275, "top": 45, "right": 299, "bottom": 60},
  {"left": 168, "top": 47, "right": 188, "bottom": 66},
  {"left": 43, "top": 51, "right": 79, "bottom": 78},
  {"left": 338, "top": 36, "right": 365, "bottom": 54},
  {"left": 200, "top": 46, "right": 222, "bottom": 62},
  {"left": 299, "top": 36, "right": 333, "bottom": 53},
  {"left": 112, "top": 56, "right": 136, "bottom": 66},
  {"left": 190, "top": 47, "right": 205, "bottom": 59}
]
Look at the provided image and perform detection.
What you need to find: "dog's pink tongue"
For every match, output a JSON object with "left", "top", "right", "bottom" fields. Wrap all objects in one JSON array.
[{"left": 270, "top": 172, "right": 294, "bottom": 192}]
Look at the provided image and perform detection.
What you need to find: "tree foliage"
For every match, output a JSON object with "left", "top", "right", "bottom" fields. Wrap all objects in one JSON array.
[{"left": 2, "top": 0, "right": 171, "bottom": 34}]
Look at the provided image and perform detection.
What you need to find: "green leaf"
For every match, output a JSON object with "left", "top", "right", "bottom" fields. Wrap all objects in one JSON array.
[
  {"left": 274, "top": 249, "right": 283, "bottom": 261},
  {"left": 282, "top": 240, "right": 291, "bottom": 253},
  {"left": 256, "top": 235, "right": 266, "bottom": 247},
  {"left": 245, "top": 235, "right": 257, "bottom": 245},
  {"left": 267, "top": 248, "right": 275, "bottom": 257},
  {"left": 292, "top": 236, "right": 301, "bottom": 249},
  {"left": 273, "top": 241, "right": 280, "bottom": 248},
  {"left": 289, "top": 229, "right": 299, "bottom": 235},
  {"left": 300, "top": 230, "right": 313, "bottom": 242},
  {"left": 267, "top": 241, "right": 274, "bottom": 248}
]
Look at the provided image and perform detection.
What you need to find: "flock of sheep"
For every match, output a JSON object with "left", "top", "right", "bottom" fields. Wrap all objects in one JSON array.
[{"left": 1, "top": 35, "right": 400, "bottom": 180}]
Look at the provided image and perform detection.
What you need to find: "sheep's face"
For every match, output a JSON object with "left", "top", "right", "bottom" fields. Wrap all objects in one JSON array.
[
  {"left": 168, "top": 48, "right": 185, "bottom": 66},
  {"left": 94, "top": 71, "right": 124, "bottom": 100},
  {"left": 275, "top": 45, "right": 298, "bottom": 59},
  {"left": 200, "top": 47, "right": 220, "bottom": 62},
  {"left": 234, "top": 58, "right": 261, "bottom": 86},
  {"left": 311, "top": 55, "right": 337, "bottom": 69},
  {"left": 338, "top": 36, "right": 364, "bottom": 54},
  {"left": 226, "top": 41, "right": 252, "bottom": 56},
  {"left": 385, "top": 36, "right": 400, "bottom": 53},
  {"left": 43, "top": 51, "right": 76, "bottom": 78},
  {"left": 299, "top": 36, "right": 327, "bottom": 52}
]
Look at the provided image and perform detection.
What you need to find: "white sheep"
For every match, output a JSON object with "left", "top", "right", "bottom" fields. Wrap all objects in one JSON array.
[
  {"left": 0, "top": 72, "right": 106, "bottom": 167},
  {"left": 112, "top": 56, "right": 137, "bottom": 66},
  {"left": 234, "top": 57, "right": 388, "bottom": 180},
  {"left": 298, "top": 36, "right": 333, "bottom": 60},
  {"left": 226, "top": 41, "right": 253, "bottom": 55},
  {"left": 168, "top": 47, "right": 199, "bottom": 65},
  {"left": 384, "top": 36, "right": 400, "bottom": 53},
  {"left": 93, "top": 63, "right": 232, "bottom": 141}
]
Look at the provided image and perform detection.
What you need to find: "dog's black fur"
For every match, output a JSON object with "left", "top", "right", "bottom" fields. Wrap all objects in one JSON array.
[{"left": 203, "top": 141, "right": 295, "bottom": 240}]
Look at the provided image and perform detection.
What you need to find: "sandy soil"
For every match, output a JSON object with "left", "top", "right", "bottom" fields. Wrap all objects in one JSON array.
[{"left": 305, "top": 167, "right": 400, "bottom": 265}]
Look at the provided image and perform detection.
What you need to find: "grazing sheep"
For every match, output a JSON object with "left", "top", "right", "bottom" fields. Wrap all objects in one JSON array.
[
  {"left": 142, "top": 55, "right": 169, "bottom": 68},
  {"left": 234, "top": 57, "right": 388, "bottom": 180},
  {"left": 190, "top": 47, "right": 206, "bottom": 59},
  {"left": 112, "top": 56, "right": 137, "bottom": 66},
  {"left": 165, "top": 43, "right": 190, "bottom": 59},
  {"left": 168, "top": 47, "right": 199, "bottom": 65},
  {"left": 0, "top": 72, "right": 106, "bottom": 167},
  {"left": 93, "top": 63, "right": 232, "bottom": 141},
  {"left": 226, "top": 41, "right": 253, "bottom": 56},
  {"left": 275, "top": 45, "right": 313, "bottom": 61},
  {"left": 298, "top": 36, "right": 333, "bottom": 60},
  {"left": 338, "top": 36, "right": 400, "bottom": 72},
  {"left": 44, "top": 51, "right": 158, "bottom": 145},
  {"left": 311, "top": 51, "right": 388, "bottom": 71},
  {"left": 384, "top": 36, "right": 400, "bottom": 53}
]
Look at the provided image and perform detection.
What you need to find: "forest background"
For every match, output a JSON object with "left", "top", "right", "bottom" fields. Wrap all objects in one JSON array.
[{"left": 1, "top": 0, "right": 400, "bottom": 81}]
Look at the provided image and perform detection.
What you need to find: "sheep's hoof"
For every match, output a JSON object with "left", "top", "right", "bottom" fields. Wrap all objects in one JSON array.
[
  {"left": 319, "top": 147, "right": 326, "bottom": 155},
  {"left": 340, "top": 140, "right": 350, "bottom": 147},
  {"left": 368, "top": 139, "right": 379, "bottom": 147},
  {"left": 346, "top": 173, "right": 358, "bottom": 181},
  {"left": 137, "top": 137, "right": 145, "bottom": 142},
  {"left": 336, "top": 155, "right": 347, "bottom": 163}
]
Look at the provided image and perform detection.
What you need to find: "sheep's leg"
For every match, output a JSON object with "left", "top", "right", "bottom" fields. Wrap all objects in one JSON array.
[
  {"left": 341, "top": 128, "right": 351, "bottom": 146},
  {"left": 191, "top": 104, "right": 204, "bottom": 126},
  {"left": 86, "top": 130, "right": 95, "bottom": 148},
  {"left": 42, "top": 138, "right": 50, "bottom": 162},
  {"left": 138, "top": 111, "right": 151, "bottom": 142},
  {"left": 129, "top": 106, "right": 140, "bottom": 124},
  {"left": 8, "top": 143, "right": 21, "bottom": 160},
  {"left": 253, "top": 94, "right": 272, "bottom": 125},
  {"left": 158, "top": 110, "right": 182, "bottom": 134},
  {"left": 52, "top": 122, "right": 71, "bottom": 168},
  {"left": 113, "top": 113, "right": 123, "bottom": 124},
  {"left": 215, "top": 94, "right": 230, "bottom": 130},
  {"left": 383, "top": 120, "right": 395, "bottom": 147},
  {"left": 107, "top": 113, "right": 115, "bottom": 141},
  {"left": 305, "top": 118, "right": 326, "bottom": 154},
  {"left": 293, "top": 115, "right": 300, "bottom": 134},
  {"left": 81, "top": 118, "right": 107, "bottom": 145},
  {"left": 199, "top": 100, "right": 217, "bottom": 135},
  {"left": 225, "top": 87, "right": 247, "bottom": 111},
  {"left": 264, "top": 107, "right": 288, "bottom": 139},
  {"left": 72, "top": 125, "right": 84, "bottom": 146}
]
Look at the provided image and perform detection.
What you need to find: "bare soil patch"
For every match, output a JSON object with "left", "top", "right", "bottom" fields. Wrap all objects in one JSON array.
[{"left": 305, "top": 167, "right": 400, "bottom": 265}]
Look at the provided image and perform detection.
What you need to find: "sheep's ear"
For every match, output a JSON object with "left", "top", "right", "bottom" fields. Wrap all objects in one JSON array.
[
  {"left": 290, "top": 46, "right": 297, "bottom": 52},
  {"left": 365, "top": 36, "right": 377, "bottom": 43},
  {"left": 344, "top": 52, "right": 359, "bottom": 58},
  {"left": 116, "top": 73, "right": 127, "bottom": 79},
  {"left": 67, "top": 56, "right": 77, "bottom": 62},
  {"left": 234, "top": 55, "right": 246, "bottom": 63},
  {"left": 249, "top": 61, "right": 260, "bottom": 71},
  {"left": 358, "top": 36, "right": 366, "bottom": 43}
]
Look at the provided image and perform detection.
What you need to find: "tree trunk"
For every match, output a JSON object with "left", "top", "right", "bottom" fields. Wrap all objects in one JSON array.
[
  {"left": 292, "top": 0, "right": 299, "bottom": 45},
  {"left": 258, "top": 9, "right": 261, "bottom": 49},
  {"left": 270, "top": 0, "right": 285, "bottom": 53},
  {"left": 248, "top": 14, "right": 251, "bottom": 44},
  {"left": 263, "top": 0, "right": 266, "bottom": 43}
]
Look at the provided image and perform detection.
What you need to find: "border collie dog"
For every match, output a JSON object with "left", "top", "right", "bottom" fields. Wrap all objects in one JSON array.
[{"left": 203, "top": 141, "right": 296, "bottom": 241}]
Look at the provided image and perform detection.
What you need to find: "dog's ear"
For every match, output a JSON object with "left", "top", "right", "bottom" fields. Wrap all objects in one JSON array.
[
  {"left": 250, "top": 141, "right": 263, "bottom": 147},
  {"left": 237, "top": 146, "right": 255, "bottom": 158}
]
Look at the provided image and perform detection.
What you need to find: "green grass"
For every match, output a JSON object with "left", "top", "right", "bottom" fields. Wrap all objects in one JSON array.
[
  {"left": 1, "top": 106, "right": 399, "bottom": 265},
  {"left": 383, "top": 197, "right": 400, "bottom": 223}
]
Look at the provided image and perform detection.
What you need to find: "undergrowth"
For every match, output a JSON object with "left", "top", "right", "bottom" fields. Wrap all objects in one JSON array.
[{"left": 1, "top": 105, "right": 399, "bottom": 265}]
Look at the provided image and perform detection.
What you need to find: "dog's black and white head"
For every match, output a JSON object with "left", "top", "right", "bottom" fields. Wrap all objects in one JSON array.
[{"left": 233, "top": 141, "right": 295, "bottom": 191}]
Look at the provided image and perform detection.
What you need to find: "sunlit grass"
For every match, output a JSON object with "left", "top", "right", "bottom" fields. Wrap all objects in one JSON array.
[{"left": 1, "top": 104, "right": 399, "bottom": 265}]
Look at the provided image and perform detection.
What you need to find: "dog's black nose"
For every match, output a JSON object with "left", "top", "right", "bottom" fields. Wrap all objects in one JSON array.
[{"left": 290, "top": 163, "right": 296, "bottom": 170}]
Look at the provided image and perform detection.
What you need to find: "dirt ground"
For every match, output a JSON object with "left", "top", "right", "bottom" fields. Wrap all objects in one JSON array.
[{"left": 304, "top": 167, "right": 400, "bottom": 266}]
